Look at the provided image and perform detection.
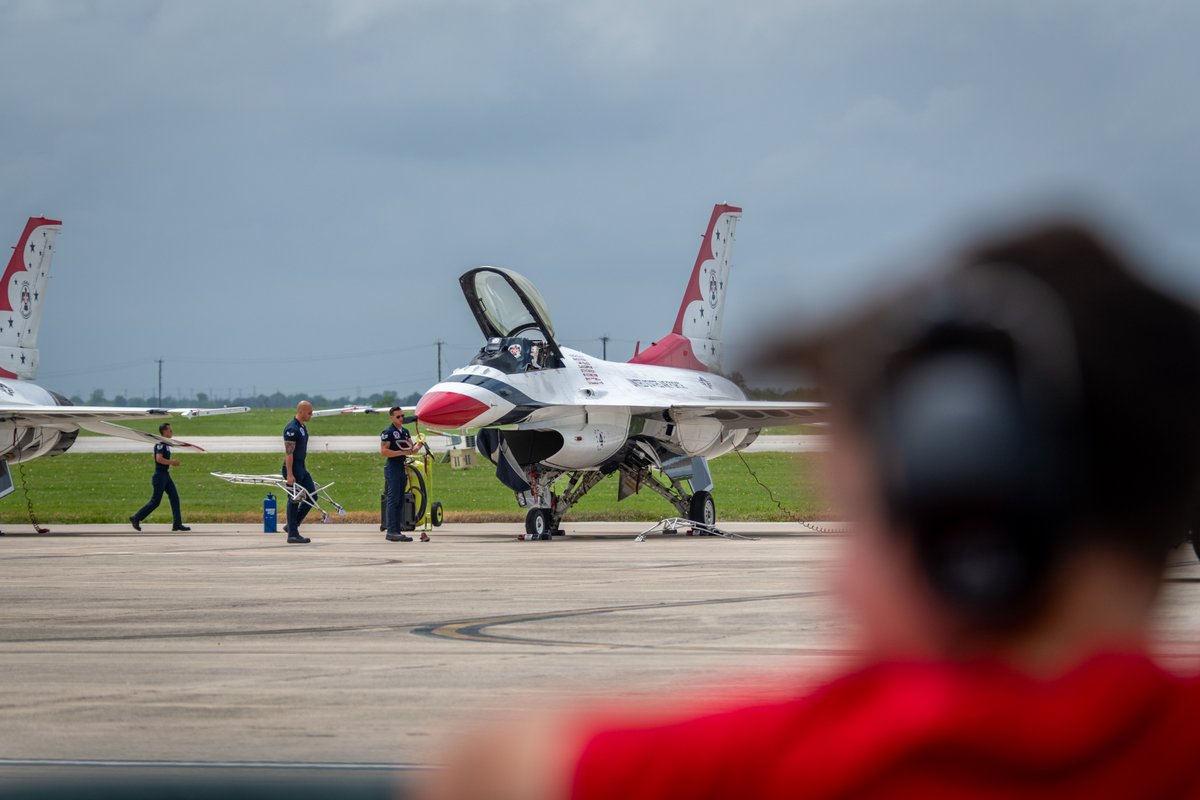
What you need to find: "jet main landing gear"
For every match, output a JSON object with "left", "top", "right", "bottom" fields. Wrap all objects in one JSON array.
[
  {"left": 516, "top": 461, "right": 718, "bottom": 542},
  {"left": 688, "top": 490, "right": 716, "bottom": 526}
]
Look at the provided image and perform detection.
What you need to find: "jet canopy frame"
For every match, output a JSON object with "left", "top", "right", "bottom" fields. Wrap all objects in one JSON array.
[{"left": 460, "top": 267, "right": 565, "bottom": 367}]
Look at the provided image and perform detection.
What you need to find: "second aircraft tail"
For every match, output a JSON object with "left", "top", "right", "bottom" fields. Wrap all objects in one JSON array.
[{"left": 0, "top": 217, "right": 61, "bottom": 380}]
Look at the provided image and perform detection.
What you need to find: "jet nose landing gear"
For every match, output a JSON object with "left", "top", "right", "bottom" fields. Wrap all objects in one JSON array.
[{"left": 522, "top": 508, "right": 558, "bottom": 541}]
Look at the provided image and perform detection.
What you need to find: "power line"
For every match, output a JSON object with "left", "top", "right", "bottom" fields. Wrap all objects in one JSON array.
[
  {"left": 173, "top": 342, "right": 434, "bottom": 366},
  {"left": 38, "top": 358, "right": 156, "bottom": 379},
  {"left": 42, "top": 341, "right": 488, "bottom": 380}
]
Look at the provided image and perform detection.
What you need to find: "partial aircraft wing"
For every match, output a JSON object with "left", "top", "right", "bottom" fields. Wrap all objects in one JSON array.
[
  {"left": 74, "top": 418, "right": 207, "bottom": 452},
  {"left": 503, "top": 400, "right": 826, "bottom": 433},
  {"left": 668, "top": 401, "right": 825, "bottom": 429},
  {"left": 171, "top": 406, "right": 250, "bottom": 419},
  {"left": 312, "top": 405, "right": 419, "bottom": 425},
  {"left": 0, "top": 405, "right": 250, "bottom": 451},
  {"left": 311, "top": 405, "right": 392, "bottom": 417}
]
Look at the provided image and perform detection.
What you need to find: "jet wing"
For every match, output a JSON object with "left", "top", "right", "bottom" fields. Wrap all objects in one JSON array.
[
  {"left": 0, "top": 405, "right": 174, "bottom": 424},
  {"left": 0, "top": 405, "right": 226, "bottom": 451},
  {"left": 503, "top": 400, "right": 826, "bottom": 432},
  {"left": 311, "top": 406, "right": 418, "bottom": 424},
  {"left": 171, "top": 406, "right": 250, "bottom": 419},
  {"left": 668, "top": 400, "right": 826, "bottom": 429},
  {"left": 74, "top": 419, "right": 207, "bottom": 451},
  {"left": 311, "top": 405, "right": 393, "bottom": 417}
]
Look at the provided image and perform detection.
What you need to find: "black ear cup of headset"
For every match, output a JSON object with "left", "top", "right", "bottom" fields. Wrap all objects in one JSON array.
[{"left": 869, "top": 268, "right": 1084, "bottom": 624}]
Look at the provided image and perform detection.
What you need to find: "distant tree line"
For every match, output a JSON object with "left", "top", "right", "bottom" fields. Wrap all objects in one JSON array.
[
  {"left": 70, "top": 389, "right": 424, "bottom": 410},
  {"left": 730, "top": 372, "right": 824, "bottom": 402},
  {"left": 742, "top": 385, "right": 824, "bottom": 402}
]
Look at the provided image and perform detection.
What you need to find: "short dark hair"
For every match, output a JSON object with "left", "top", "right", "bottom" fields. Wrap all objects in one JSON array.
[
  {"left": 159, "top": 422, "right": 172, "bottom": 434},
  {"left": 389, "top": 406, "right": 404, "bottom": 416},
  {"left": 962, "top": 222, "right": 1200, "bottom": 557},
  {"left": 797, "top": 219, "right": 1200, "bottom": 566}
]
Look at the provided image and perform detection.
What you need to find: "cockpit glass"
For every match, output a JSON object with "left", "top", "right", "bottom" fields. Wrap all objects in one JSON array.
[{"left": 472, "top": 270, "right": 556, "bottom": 338}]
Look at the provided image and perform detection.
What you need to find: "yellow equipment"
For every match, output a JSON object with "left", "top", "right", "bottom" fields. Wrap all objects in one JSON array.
[{"left": 403, "top": 433, "right": 444, "bottom": 531}]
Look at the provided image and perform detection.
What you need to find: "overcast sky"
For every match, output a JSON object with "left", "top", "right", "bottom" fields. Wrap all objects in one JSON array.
[{"left": 2, "top": 0, "right": 1198, "bottom": 401}]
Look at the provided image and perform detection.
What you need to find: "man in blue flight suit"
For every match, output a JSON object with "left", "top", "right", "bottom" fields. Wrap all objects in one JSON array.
[
  {"left": 381, "top": 406, "right": 422, "bottom": 542},
  {"left": 283, "top": 400, "right": 317, "bottom": 544},
  {"left": 129, "top": 422, "right": 191, "bottom": 532}
]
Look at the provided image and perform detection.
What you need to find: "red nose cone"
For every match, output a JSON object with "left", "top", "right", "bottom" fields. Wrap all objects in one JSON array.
[{"left": 416, "top": 391, "right": 490, "bottom": 427}]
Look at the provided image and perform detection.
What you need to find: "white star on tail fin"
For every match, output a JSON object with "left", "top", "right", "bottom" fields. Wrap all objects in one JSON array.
[
  {"left": 0, "top": 217, "right": 61, "bottom": 380},
  {"left": 629, "top": 204, "right": 741, "bottom": 373}
]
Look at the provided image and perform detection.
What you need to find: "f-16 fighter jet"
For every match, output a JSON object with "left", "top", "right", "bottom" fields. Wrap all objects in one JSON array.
[{"left": 416, "top": 204, "right": 824, "bottom": 539}]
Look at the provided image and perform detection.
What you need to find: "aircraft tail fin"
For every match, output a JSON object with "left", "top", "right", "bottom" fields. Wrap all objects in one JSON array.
[
  {"left": 0, "top": 217, "right": 61, "bottom": 380},
  {"left": 629, "top": 204, "right": 741, "bottom": 373}
]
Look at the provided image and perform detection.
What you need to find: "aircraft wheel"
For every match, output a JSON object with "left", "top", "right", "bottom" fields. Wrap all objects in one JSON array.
[
  {"left": 431, "top": 501, "right": 444, "bottom": 527},
  {"left": 525, "top": 509, "right": 552, "bottom": 540},
  {"left": 688, "top": 490, "right": 716, "bottom": 527}
]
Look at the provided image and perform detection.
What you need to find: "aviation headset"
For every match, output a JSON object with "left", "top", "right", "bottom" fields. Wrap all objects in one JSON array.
[{"left": 862, "top": 265, "right": 1086, "bottom": 625}]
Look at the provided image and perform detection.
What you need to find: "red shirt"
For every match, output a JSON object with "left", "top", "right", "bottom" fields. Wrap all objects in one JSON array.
[{"left": 573, "top": 653, "right": 1200, "bottom": 799}]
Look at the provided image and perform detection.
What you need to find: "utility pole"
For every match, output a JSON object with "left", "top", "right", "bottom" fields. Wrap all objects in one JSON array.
[
  {"left": 436, "top": 339, "right": 444, "bottom": 382},
  {"left": 156, "top": 358, "right": 163, "bottom": 407},
  {"left": 600, "top": 335, "right": 610, "bottom": 360}
]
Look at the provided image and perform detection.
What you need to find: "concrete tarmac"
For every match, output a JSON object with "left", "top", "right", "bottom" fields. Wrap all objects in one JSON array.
[{"left": 0, "top": 521, "right": 1198, "bottom": 782}]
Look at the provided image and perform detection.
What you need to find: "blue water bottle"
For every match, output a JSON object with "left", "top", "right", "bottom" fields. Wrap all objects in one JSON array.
[{"left": 263, "top": 492, "right": 277, "bottom": 533}]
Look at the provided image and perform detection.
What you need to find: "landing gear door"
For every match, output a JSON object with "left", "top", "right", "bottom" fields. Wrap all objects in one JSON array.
[
  {"left": 0, "top": 460, "right": 14, "bottom": 500},
  {"left": 459, "top": 267, "right": 564, "bottom": 365}
]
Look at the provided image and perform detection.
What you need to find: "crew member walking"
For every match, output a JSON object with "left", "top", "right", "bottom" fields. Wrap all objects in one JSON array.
[
  {"left": 283, "top": 400, "right": 317, "bottom": 544},
  {"left": 381, "top": 406, "right": 424, "bottom": 542},
  {"left": 129, "top": 422, "right": 191, "bottom": 532}
]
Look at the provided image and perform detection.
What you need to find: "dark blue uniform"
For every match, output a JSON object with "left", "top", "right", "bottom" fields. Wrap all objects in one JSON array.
[
  {"left": 283, "top": 417, "right": 316, "bottom": 535},
  {"left": 382, "top": 423, "right": 412, "bottom": 534},
  {"left": 132, "top": 442, "right": 182, "bottom": 527}
]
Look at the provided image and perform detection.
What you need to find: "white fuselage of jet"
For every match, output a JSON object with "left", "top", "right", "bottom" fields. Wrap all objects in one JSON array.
[
  {"left": 418, "top": 346, "right": 754, "bottom": 471},
  {"left": 0, "top": 378, "right": 78, "bottom": 461}
]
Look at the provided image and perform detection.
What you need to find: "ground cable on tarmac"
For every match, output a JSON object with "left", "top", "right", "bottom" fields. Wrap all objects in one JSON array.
[
  {"left": 17, "top": 461, "right": 48, "bottom": 533},
  {"left": 734, "top": 449, "right": 848, "bottom": 534}
]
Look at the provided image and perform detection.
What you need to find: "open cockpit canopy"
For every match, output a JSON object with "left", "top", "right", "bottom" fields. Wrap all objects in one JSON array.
[{"left": 460, "top": 267, "right": 564, "bottom": 371}]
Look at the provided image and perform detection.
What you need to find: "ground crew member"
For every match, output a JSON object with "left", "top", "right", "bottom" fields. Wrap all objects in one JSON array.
[
  {"left": 129, "top": 422, "right": 190, "bottom": 532},
  {"left": 381, "top": 406, "right": 424, "bottom": 542},
  {"left": 283, "top": 400, "right": 316, "bottom": 544}
]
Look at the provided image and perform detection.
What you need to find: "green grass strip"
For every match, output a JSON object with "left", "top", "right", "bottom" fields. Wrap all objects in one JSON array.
[{"left": 0, "top": 452, "right": 829, "bottom": 525}]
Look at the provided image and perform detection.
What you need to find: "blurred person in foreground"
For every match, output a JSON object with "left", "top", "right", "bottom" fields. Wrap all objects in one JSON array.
[{"left": 419, "top": 217, "right": 1200, "bottom": 798}]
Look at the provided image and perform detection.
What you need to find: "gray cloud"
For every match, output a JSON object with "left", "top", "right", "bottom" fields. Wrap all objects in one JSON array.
[{"left": 1, "top": 0, "right": 1197, "bottom": 398}]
